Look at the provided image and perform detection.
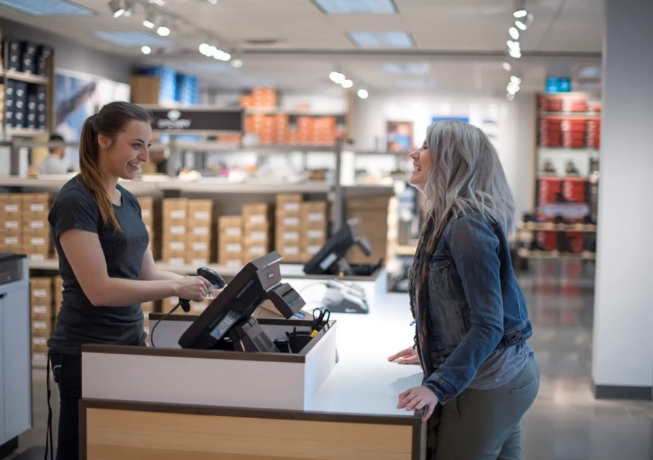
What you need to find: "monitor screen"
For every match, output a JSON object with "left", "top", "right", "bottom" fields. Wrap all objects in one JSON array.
[{"left": 178, "top": 252, "right": 304, "bottom": 350}]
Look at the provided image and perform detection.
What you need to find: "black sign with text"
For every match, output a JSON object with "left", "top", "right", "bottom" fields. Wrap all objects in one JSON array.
[{"left": 146, "top": 107, "right": 244, "bottom": 133}]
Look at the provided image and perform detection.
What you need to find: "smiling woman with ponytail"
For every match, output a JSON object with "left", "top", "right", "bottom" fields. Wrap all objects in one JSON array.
[{"left": 46, "top": 102, "right": 214, "bottom": 460}]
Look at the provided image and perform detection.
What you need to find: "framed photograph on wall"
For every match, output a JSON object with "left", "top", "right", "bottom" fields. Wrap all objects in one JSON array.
[{"left": 386, "top": 121, "right": 414, "bottom": 152}]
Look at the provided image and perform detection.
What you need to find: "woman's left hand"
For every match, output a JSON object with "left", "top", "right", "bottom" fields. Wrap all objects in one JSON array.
[{"left": 397, "top": 386, "right": 439, "bottom": 421}]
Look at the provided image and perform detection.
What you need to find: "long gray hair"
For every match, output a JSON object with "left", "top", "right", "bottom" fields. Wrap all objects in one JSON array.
[{"left": 413, "top": 121, "right": 514, "bottom": 294}]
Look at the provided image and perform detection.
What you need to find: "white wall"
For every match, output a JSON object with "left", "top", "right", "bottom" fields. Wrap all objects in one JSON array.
[
  {"left": 354, "top": 92, "right": 537, "bottom": 224},
  {"left": 592, "top": 0, "right": 653, "bottom": 390}
]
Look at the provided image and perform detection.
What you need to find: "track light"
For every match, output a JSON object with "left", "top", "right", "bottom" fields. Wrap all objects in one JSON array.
[
  {"left": 149, "top": 0, "right": 165, "bottom": 5},
  {"left": 509, "top": 48, "right": 522, "bottom": 59},
  {"left": 199, "top": 43, "right": 211, "bottom": 55},
  {"left": 507, "top": 40, "right": 520, "bottom": 50},
  {"left": 157, "top": 24, "right": 171, "bottom": 37},
  {"left": 123, "top": 0, "right": 135, "bottom": 17},
  {"left": 509, "top": 27, "right": 519, "bottom": 40},
  {"left": 207, "top": 0, "right": 218, "bottom": 4},
  {"left": 357, "top": 89, "right": 369, "bottom": 99},
  {"left": 108, "top": 0, "right": 125, "bottom": 18},
  {"left": 510, "top": 75, "right": 522, "bottom": 84},
  {"left": 141, "top": 46, "right": 151, "bottom": 55},
  {"left": 513, "top": 8, "right": 527, "bottom": 18},
  {"left": 143, "top": 11, "right": 157, "bottom": 28},
  {"left": 230, "top": 59, "right": 243, "bottom": 68},
  {"left": 502, "top": 62, "right": 512, "bottom": 71},
  {"left": 329, "top": 72, "right": 345, "bottom": 84},
  {"left": 515, "top": 20, "right": 527, "bottom": 31},
  {"left": 341, "top": 79, "right": 353, "bottom": 89}
]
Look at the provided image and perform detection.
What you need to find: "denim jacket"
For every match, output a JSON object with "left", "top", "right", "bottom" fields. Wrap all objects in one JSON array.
[{"left": 418, "top": 212, "right": 532, "bottom": 404}]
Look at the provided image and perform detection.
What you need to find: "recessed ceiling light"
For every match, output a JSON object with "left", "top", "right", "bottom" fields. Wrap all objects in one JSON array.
[
  {"left": 502, "top": 62, "right": 512, "bottom": 71},
  {"left": 341, "top": 79, "right": 353, "bottom": 88},
  {"left": 230, "top": 59, "right": 243, "bottom": 68},
  {"left": 0, "top": 0, "right": 95, "bottom": 15},
  {"left": 357, "top": 89, "right": 369, "bottom": 99},
  {"left": 95, "top": 31, "right": 173, "bottom": 47},
  {"left": 157, "top": 24, "right": 171, "bottom": 37},
  {"left": 199, "top": 43, "right": 210, "bottom": 55},
  {"left": 382, "top": 63, "right": 429, "bottom": 75},
  {"left": 508, "top": 48, "right": 522, "bottom": 59},
  {"left": 311, "top": 0, "right": 396, "bottom": 14},
  {"left": 149, "top": 0, "right": 165, "bottom": 5},
  {"left": 141, "top": 46, "right": 151, "bottom": 55},
  {"left": 509, "top": 27, "right": 519, "bottom": 40},
  {"left": 348, "top": 31, "right": 414, "bottom": 48},
  {"left": 513, "top": 8, "right": 527, "bottom": 18},
  {"left": 510, "top": 75, "right": 521, "bottom": 84}
]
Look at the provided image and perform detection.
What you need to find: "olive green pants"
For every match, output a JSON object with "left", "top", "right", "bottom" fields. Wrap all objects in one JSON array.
[{"left": 429, "top": 356, "right": 540, "bottom": 460}]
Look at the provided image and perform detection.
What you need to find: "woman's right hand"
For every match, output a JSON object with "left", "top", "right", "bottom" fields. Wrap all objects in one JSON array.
[
  {"left": 174, "top": 276, "right": 212, "bottom": 302},
  {"left": 388, "top": 346, "right": 421, "bottom": 365}
]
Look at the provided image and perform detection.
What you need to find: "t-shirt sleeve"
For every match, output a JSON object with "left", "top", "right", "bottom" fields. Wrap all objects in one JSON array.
[{"left": 51, "top": 189, "right": 100, "bottom": 239}]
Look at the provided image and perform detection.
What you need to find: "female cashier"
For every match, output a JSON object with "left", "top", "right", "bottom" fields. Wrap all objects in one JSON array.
[{"left": 47, "top": 102, "right": 212, "bottom": 460}]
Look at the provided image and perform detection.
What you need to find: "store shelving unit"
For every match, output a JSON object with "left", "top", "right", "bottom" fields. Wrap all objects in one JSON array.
[
  {"left": 517, "top": 221, "right": 597, "bottom": 233},
  {"left": 4, "top": 70, "right": 49, "bottom": 86},
  {"left": 518, "top": 248, "right": 596, "bottom": 260}
]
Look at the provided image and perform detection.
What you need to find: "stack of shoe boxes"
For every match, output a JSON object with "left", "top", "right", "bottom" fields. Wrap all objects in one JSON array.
[
  {"left": 218, "top": 216, "right": 244, "bottom": 268},
  {"left": 0, "top": 194, "right": 22, "bottom": 254},
  {"left": 301, "top": 201, "right": 328, "bottom": 261},
  {"left": 162, "top": 198, "right": 188, "bottom": 266},
  {"left": 345, "top": 196, "right": 396, "bottom": 265},
  {"left": 22, "top": 193, "right": 52, "bottom": 262},
  {"left": 275, "top": 194, "right": 303, "bottom": 262},
  {"left": 186, "top": 200, "right": 213, "bottom": 266},
  {"left": 31, "top": 277, "right": 53, "bottom": 366},
  {"left": 243, "top": 204, "right": 273, "bottom": 261}
]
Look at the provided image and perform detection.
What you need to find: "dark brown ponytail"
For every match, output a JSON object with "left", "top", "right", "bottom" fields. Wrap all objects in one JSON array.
[{"left": 78, "top": 102, "right": 150, "bottom": 233}]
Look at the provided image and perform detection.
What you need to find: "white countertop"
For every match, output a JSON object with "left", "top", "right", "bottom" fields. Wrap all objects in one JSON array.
[{"left": 308, "top": 292, "right": 424, "bottom": 417}]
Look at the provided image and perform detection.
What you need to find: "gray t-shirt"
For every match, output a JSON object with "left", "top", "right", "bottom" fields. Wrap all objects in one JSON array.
[
  {"left": 37, "top": 155, "right": 68, "bottom": 175},
  {"left": 47, "top": 175, "right": 149, "bottom": 355},
  {"left": 468, "top": 342, "right": 535, "bottom": 390}
]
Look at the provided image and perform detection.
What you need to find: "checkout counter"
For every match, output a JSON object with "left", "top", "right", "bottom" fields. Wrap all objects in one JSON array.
[{"left": 79, "top": 252, "right": 426, "bottom": 460}]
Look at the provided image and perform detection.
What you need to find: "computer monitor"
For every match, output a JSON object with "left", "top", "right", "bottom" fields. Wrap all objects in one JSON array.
[
  {"left": 303, "top": 218, "right": 373, "bottom": 276},
  {"left": 178, "top": 252, "right": 305, "bottom": 351}
]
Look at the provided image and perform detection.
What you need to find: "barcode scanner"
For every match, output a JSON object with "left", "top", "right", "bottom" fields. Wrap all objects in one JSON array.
[
  {"left": 152, "top": 267, "right": 227, "bottom": 348},
  {"left": 179, "top": 267, "right": 226, "bottom": 313}
]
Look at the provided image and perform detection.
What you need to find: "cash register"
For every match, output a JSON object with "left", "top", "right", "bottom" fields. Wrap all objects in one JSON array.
[{"left": 178, "top": 252, "right": 306, "bottom": 353}]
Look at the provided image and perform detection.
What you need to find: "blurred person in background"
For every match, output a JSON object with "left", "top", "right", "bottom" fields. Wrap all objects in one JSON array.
[
  {"left": 37, "top": 133, "right": 69, "bottom": 175},
  {"left": 389, "top": 120, "right": 539, "bottom": 460}
]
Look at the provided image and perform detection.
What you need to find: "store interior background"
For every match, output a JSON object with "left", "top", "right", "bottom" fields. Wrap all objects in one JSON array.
[{"left": 0, "top": 0, "right": 652, "bottom": 458}]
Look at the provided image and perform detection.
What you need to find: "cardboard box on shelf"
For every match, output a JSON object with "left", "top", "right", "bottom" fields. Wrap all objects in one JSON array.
[
  {"left": 163, "top": 198, "right": 189, "bottom": 221},
  {"left": 243, "top": 204, "right": 272, "bottom": 228},
  {"left": 188, "top": 200, "right": 213, "bottom": 226},
  {"left": 277, "top": 229, "right": 301, "bottom": 242},
  {"left": 32, "top": 318, "right": 53, "bottom": 339},
  {"left": 244, "top": 243, "right": 268, "bottom": 260},
  {"left": 0, "top": 233, "right": 22, "bottom": 252},
  {"left": 276, "top": 194, "right": 303, "bottom": 214},
  {"left": 22, "top": 216, "right": 49, "bottom": 233},
  {"left": 137, "top": 196, "right": 154, "bottom": 223},
  {"left": 300, "top": 201, "right": 328, "bottom": 230},
  {"left": 23, "top": 245, "right": 51, "bottom": 262},
  {"left": 22, "top": 193, "right": 51, "bottom": 212},
  {"left": 32, "top": 335, "right": 49, "bottom": 352},
  {"left": 54, "top": 276, "right": 64, "bottom": 316},
  {"left": 0, "top": 193, "right": 22, "bottom": 215}
]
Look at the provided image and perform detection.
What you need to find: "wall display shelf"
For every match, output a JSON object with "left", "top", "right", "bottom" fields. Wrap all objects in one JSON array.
[
  {"left": 4, "top": 70, "right": 49, "bottom": 86},
  {"left": 517, "top": 221, "right": 597, "bottom": 233}
]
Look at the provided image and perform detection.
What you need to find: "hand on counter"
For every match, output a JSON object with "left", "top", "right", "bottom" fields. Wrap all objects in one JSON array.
[
  {"left": 388, "top": 346, "right": 421, "bottom": 365},
  {"left": 397, "top": 386, "right": 439, "bottom": 421}
]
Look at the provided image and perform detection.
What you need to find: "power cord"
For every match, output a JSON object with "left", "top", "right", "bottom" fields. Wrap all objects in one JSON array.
[{"left": 150, "top": 301, "right": 182, "bottom": 348}]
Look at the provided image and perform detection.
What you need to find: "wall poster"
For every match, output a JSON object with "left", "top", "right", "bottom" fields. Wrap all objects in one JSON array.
[
  {"left": 386, "top": 121, "right": 414, "bottom": 153},
  {"left": 54, "top": 69, "right": 130, "bottom": 169}
]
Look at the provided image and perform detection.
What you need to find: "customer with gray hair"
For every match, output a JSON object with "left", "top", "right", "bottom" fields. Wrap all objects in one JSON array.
[{"left": 389, "top": 120, "right": 539, "bottom": 460}]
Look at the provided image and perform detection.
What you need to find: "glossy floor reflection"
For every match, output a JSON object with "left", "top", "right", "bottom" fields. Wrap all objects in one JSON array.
[
  {"left": 520, "top": 259, "right": 653, "bottom": 460},
  {"left": 8, "top": 259, "right": 653, "bottom": 460}
]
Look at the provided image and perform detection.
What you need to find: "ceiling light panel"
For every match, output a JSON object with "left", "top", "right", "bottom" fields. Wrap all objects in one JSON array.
[
  {"left": 0, "top": 0, "right": 95, "bottom": 15},
  {"left": 95, "top": 31, "right": 173, "bottom": 47},
  {"left": 348, "top": 31, "right": 414, "bottom": 48},
  {"left": 382, "top": 63, "right": 429, "bottom": 75},
  {"left": 311, "top": 0, "right": 396, "bottom": 14}
]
